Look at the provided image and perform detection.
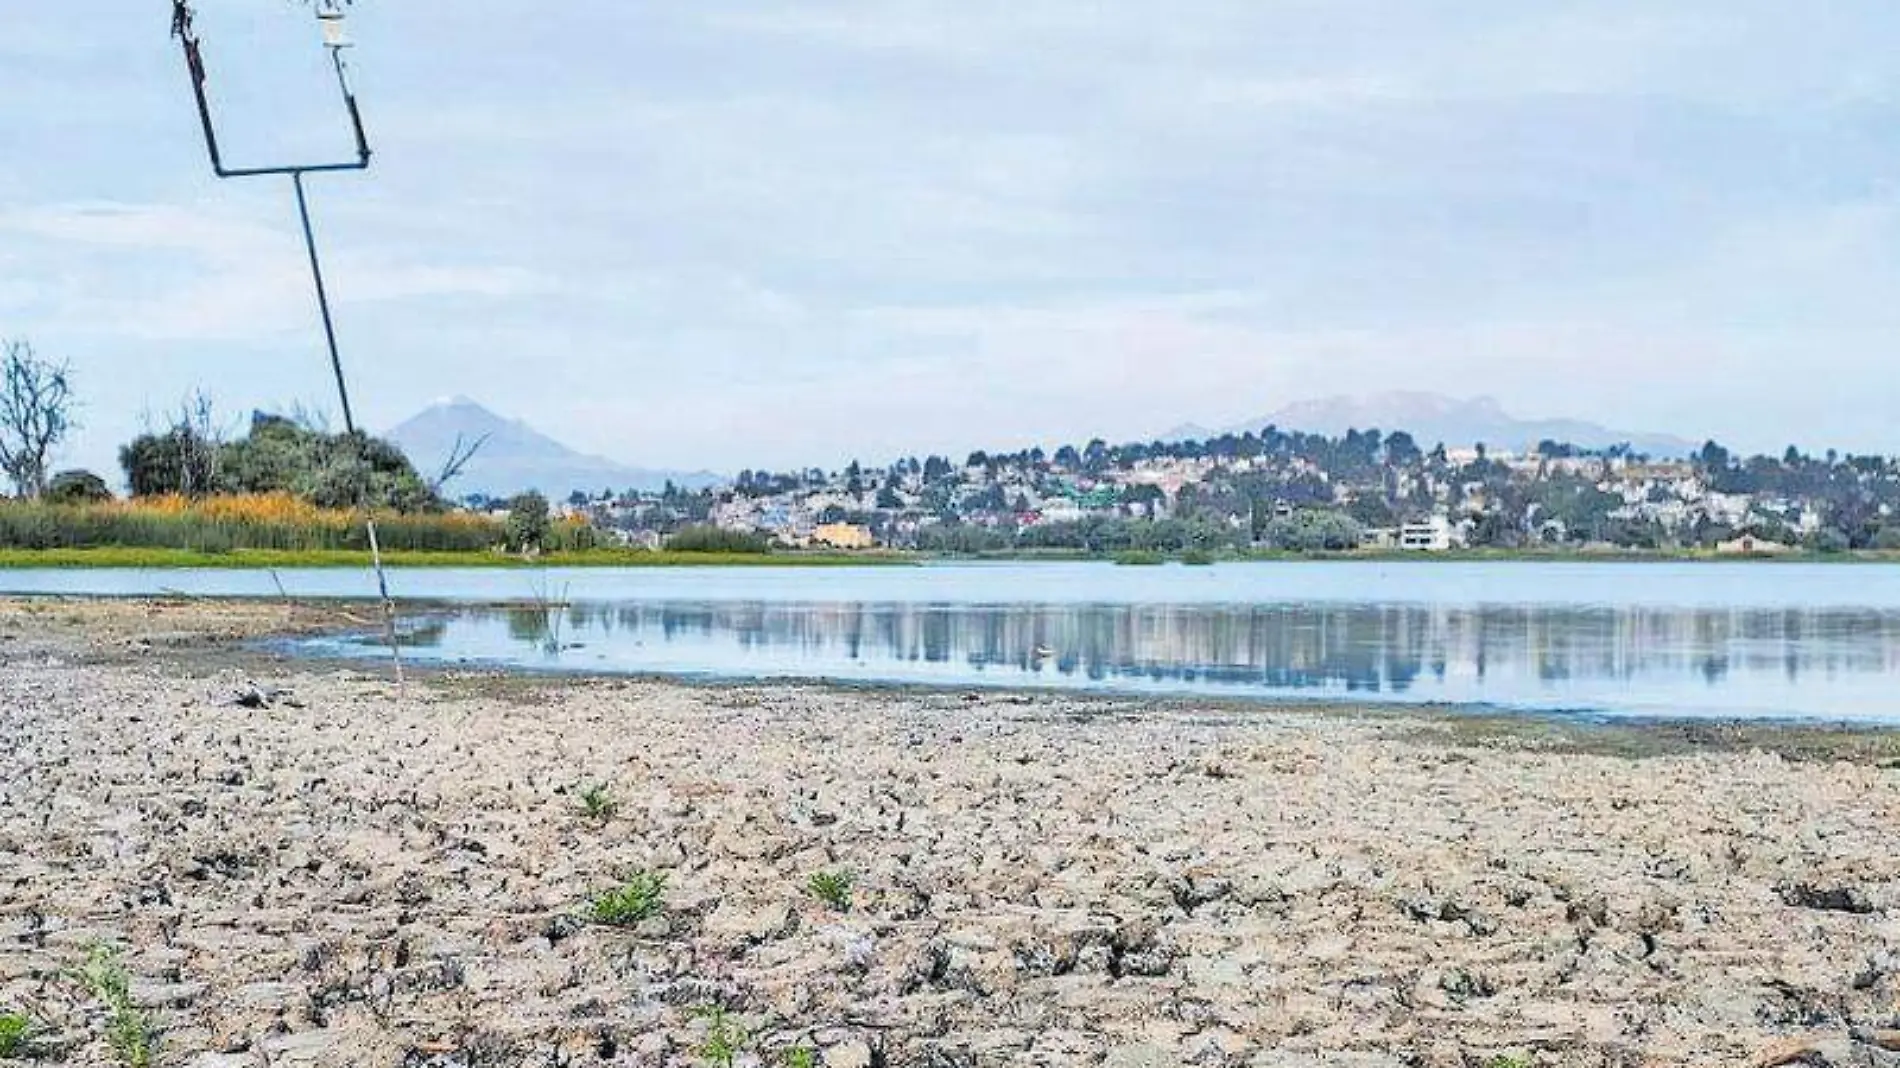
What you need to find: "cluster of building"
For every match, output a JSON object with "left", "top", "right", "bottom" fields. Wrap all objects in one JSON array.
[{"left": 559, "top": 439, "right": 1896, "bottom": 554}]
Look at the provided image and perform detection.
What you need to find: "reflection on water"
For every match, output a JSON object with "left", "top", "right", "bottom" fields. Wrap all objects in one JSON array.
[{"left": 339, "top": 600, "right": 1900, "bottom": 722}]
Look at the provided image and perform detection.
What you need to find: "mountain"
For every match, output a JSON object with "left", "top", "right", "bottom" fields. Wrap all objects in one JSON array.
[
  {"left": 1167, "top": 392, "right": 1697, "bottom": 458},
  {"left": 386, "top": 397, "right": 722, "bottom": 499}
]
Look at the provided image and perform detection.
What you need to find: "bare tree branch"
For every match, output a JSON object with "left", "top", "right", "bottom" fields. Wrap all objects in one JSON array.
[
  {"left": 430, "top": 432, "right": 489, "bottom": 495},
  {"left": 0, "top": 340, "right": 77, "bottom": 499},
  {"left": 288, "top": 401, "right": 333, "bottom": 434},
  {"left": 176, "top": 390, "right": 224, "bottom": 498}
]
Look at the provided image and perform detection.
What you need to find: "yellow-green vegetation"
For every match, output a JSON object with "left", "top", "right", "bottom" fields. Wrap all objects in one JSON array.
[
  {"left": 0, "top": 494, "right": 515, "bottom": 554},
  {"left": 1179, "top": 548, "right": 1217, "bottom": 566},
  {"left": 1111, "top": 549, "right": 1166, "bottom": 566},
  {"left": 807, "top": 870, "right": 855, "bottom": 912},
  {"left": 577, "top": 783, "right": 618, "bottom": 822},
  {"left": 0, "top": 1010, "right": 32, "bottom": 1058},
  {"left": 782, "top": 1046, "right": 818, "bottom": 1068},
  {"left": 589, "top": 871, "right": 668, "bottom": 926},
  {"left": 1486, "top": 1056, "right": 1534, "bottom": 1068},
  {"left": 691, "top": 1006, "right": 751, "bottom": 1068},
  {"left": 0, "top": 546, "right": 913, "bottom": 570},
  {"left": 74, "top": 945, "right": 154, "bottom": 1068}
]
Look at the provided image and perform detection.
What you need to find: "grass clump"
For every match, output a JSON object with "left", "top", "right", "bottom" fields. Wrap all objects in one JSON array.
[
  {"left": 589, "top": 871, "right": 667, "bottom": 927},
  {"left": 1111, "top": 549, "right": 1165, "bottom": 566},
  {"left": 782, "top": 1045, "right": 818, "bottom": 1068},
  {"left": 807, "top": 870, "right": 855, "bottom": 912},
  {"left": 667, "top": 524, "right": 772, "bottom": 555},
  {"left": 691, "top": 1006, "right": 750, "bottom": 1068},
  {"left": 74, "top": 945, "right": 154, "bottom": 1068},
  {"left": 577, "top": 783, "right": 618, "bottom": 822},
  {"left": 1486, "top": 1057, "right": 1534, "bottom": 1068},
  {"left": 0, "top": 1011, "right": 33, "bottom": 1057},
  {"left": 1179, "top": 548, "right": 1216, "bottom": 566}
]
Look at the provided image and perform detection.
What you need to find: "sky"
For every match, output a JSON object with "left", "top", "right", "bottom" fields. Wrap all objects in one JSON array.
[{"left": 5, "top": 2, "right": 1900, "bottom": 479}]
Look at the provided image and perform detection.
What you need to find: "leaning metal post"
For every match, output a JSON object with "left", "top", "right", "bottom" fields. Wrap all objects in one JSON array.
[
  {"left": 170, "top": 0, "right": 402, "bottom": 685},
  {"left": 292, "top": 172, "right": 403, "bottom": 683}
]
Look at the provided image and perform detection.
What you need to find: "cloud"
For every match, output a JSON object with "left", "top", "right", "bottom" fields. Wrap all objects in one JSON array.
[
  {"left": 15, "top": 0, "right": 1900, "bottom": 474},
  {"left": 0, "top": 201, "right": 556, "bottom": 341}
]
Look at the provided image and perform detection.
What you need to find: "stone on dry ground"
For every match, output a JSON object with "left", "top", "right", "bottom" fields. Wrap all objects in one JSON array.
[{"left": 0, "top": 600, "right": 1896, "bottom": 1066}]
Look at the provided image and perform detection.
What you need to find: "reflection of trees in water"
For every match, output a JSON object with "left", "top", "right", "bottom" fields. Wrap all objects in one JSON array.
[
  {"left": 495, "top": 602, "right": 1900, "bottom": 694},
  {"left": 392, "top": 620, "right": 448, "bottom": 648},
  {"left": 507, "top": 609, "right": 551, "bottom": 645},
  {"left": 504, "top": 608, "right": 567, "bottom": 655}
]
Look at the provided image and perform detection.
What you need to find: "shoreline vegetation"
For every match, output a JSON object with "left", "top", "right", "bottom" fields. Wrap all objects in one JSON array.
[
  {"left": 1, "top": 492, "right": 1896, "bottom": 570},
  {"left": 0, "top": 495, "right": 902, "bottom": 568},
  {"left": 1, "top": 545, "right": 1897, "bottom": 569},
  {"left": 0, "top": 546, "right": 911, "bottom": 569}
]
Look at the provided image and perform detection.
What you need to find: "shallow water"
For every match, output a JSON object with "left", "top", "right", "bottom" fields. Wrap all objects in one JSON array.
[{"left": 7, "top": 560, "right": 1892, "bottom": 722}]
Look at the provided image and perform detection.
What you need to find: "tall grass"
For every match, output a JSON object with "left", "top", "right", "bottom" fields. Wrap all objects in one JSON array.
[
  {"left": 0, "top": 547, "right": 918, "bottom": 569},
  {"left": 667, "top": 525, "right": 773, "bottom": 554},
  {"left": 0, "top": 494, "right": 505, "bottom": 553}
]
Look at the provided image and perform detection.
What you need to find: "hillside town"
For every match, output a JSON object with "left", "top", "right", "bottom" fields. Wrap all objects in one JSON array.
[{"left": 555, "top": 428, "right": 1900, "bottom": 554}]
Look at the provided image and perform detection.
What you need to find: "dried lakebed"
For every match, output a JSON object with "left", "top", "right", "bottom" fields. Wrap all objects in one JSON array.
[{"left": 0, "top": 599, "right": 1897, "bottom": 1067}]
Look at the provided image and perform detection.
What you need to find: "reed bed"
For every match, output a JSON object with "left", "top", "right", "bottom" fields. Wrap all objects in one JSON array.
[{"left": 0, "top": 494, "right": 504, "bottom": 554}]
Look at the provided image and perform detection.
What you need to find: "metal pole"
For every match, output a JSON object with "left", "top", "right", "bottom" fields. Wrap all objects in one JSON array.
[{"left": 292, "top": 171, "right": 404, "bottom": 686}]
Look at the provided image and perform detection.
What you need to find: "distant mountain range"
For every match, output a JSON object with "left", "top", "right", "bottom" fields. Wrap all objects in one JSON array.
[
  {"left": 386, "top": 397, "right": 721, "bottom": 499},
  {"left": 386, "top": 391, "right": 1696, "bottom": 500},
  {"left": 1165, "top": 392, "right": 1697, "bottom": 458}
]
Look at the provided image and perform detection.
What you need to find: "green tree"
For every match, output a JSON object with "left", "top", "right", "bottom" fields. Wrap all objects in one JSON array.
[
  {"left": 1468, "top": 510, "right": 1522, "bottom": 549},
  {"left": 506, "top": 492, "right": 552, "bottom": 553},
  {"left": 44, "top": 469, "right": 112, "bottom": 505},
  {"left": 1122, "top": 483, "right": 1166, "bottom": 516},
  {"left": 1259, "top": 510, "right": 1364, "bottom": 552},
  {"left": 120, "top": 425, "right": 220, "bottom": 498},
  {"left": 1383, "top": 431, "right": 1423, "bottom": 467},
  {"left": 128, "top": 408, "right": 437, "bottom": 512},
  {"left": 1808, "top": 527, "right": 1851, "bottom": 554},
  {"left": 1346, "top": 494, "right": 1396, "bottom": 528},
  {"left": 224, "top": 417, "right": 433, "bottom": 512}
]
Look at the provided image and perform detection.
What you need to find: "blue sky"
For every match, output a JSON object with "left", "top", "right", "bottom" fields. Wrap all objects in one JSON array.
[{"left": 5, "top": 2, "right": 1900, "bottom": 478}]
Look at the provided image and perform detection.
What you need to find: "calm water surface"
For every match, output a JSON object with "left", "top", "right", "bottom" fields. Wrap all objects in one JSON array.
[{"left": 8, "top": 561, "right": 1900, "bottom": 723}]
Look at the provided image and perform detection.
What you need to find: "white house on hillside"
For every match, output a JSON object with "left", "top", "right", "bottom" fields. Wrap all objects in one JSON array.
[{"left": 1399, "top": 515, "right": 1457, "bottom": 552}]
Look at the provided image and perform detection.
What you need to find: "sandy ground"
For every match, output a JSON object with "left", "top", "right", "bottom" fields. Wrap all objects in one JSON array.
[{"left": 0, "top": 598, "right": 1897, "bottom": 1068}]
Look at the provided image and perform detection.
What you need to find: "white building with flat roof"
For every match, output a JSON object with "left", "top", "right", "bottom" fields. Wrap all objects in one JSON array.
[{"left": 1399, "top": 515, "right": 1456, "bottom": 552}]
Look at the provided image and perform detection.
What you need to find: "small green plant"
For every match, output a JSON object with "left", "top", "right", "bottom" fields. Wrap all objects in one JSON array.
[
  {"left": 807, "top": 870, "right": 855, "bottom": 912},
  {"left": 783, "top": 1045, "right": 819, "bottom": 1068},
  {"left": 691, "top": 1005, "right": 750, "bottom": 1068},
  {"left": 1486, "top": 1056, "right": 1534, "bottom": 1068},
  {"left": 74, "top": 945, "right": 155, "bottom": 1068},
  {"left": 105, "top": 1007, "right": 155, "bottom": 1068},
  {"left": 589, "top": 871, "right": 667, "bottom": 926},
  {"left": 0, "top": 1011, "right": 33, "bottom": 1057},
  {"left": 577, "top": 783, "right": 618, "bottom": 822}
]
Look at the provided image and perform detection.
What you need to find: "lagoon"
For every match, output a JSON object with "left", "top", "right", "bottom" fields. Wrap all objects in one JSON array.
[{"left": 7, "top": 560, "right": 1900, "bottom": 722}]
